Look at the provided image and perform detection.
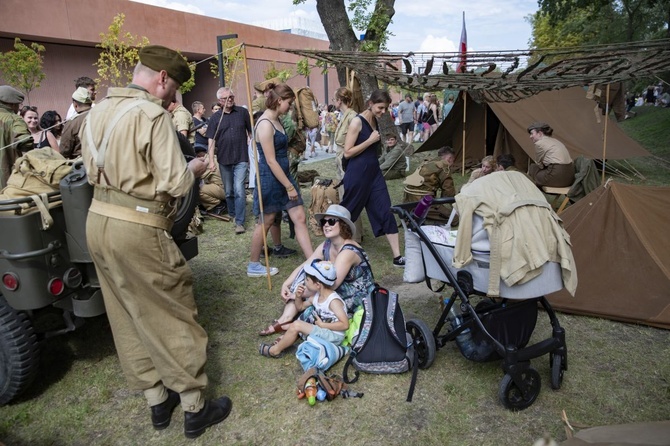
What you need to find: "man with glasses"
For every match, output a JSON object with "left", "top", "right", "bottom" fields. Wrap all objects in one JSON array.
[
  {"left": 206, "top": 87, "right": 252, "bottom": 234},
  {"left": 0, "top": 85, "right": 32, "bottom": 188}
]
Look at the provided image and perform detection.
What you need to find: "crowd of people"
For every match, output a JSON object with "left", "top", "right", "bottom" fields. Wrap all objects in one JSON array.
[{"left": 0, "top": 40, "right": 589, "bottom": 440}]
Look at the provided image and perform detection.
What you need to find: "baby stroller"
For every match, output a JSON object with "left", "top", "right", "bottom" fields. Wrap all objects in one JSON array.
[{"left": 391, "top": 194, "right": 569, "bottom": 411}]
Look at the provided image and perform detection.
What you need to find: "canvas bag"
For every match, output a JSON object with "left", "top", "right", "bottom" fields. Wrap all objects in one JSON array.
[
  {"left": 308, "top": 178, "right": 341, "bottom": 236},
  {"left": 294, "top": 87, "right": 320, "bottom": 129},
  {"left": 342, "top": 285, "right": 419, "bottom": 402}
]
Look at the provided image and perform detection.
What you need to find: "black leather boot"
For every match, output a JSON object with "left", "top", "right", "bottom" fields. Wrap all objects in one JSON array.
[
  {"left": 150, "top": 389, "right": 180, "bottom": 430},
  {"left": 183, "top": 396, "right": 233, "bottom": 439}
]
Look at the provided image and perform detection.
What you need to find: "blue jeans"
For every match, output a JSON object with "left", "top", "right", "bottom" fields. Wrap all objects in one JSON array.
[{"left": 220, "top": 162, "right": 248, "bottom": 226}]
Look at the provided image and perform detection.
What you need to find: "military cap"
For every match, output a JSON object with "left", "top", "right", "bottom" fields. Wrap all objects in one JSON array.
[
  {"left": 139, "top": 45, "right": 191, "bottom": 85},
  {"left": 527, "top": 122, "right": 551, "bottom": 133},
  {"left": 253, "top": 77, "right": 281, "bottom": 93},
  {"left": 0, "top": 85, "right": 25, "bottom": 104},
  {"left": 72, "top": 87, "right": 92, "bottom": 104}
]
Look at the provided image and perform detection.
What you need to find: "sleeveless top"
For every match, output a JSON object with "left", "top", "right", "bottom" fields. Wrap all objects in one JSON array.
[
  {"left": 312, "top": 291, "right": 346, "bottom": 336},
  {"left": 252, "top": 118, "right": 302, "bottom": 214},
  {"left": 34, "top": 131, "right": 51, "bottom": 149},
  {"left": 323, "top": 239, "right": 374, "bottom": 316},
  {"left": 344, "top": 114, "right": 382, "bottom": 175}
]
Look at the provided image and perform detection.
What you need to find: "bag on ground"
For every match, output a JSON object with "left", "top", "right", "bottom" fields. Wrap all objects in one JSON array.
[
  {"left": 308, "top": 178, "right": 341, "bottom": 236},
  {"left": 342, "top": 285, "right": 419, "bottom": 401},
  {"left": 296, "top": 334, "right": 349, "bottom": 372}
]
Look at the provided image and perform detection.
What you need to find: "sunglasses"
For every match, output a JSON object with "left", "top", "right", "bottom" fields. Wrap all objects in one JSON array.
[{"left": 320, "top": 218, "right": 340, "bottom": 227}]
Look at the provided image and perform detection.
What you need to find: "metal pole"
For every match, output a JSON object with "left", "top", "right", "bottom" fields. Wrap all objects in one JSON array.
[
  {"left": 217, "top": 34, "right": 238, "bottom": 88},
  {"left": 323, "top": 63, "right": 329, "bottom": 105}
]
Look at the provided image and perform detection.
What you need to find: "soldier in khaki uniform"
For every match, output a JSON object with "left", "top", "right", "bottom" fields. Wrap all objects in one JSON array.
[
  {"left": 403, "top": 146, "right": 457, "bottom": 224},
  {"left": 80, "top": 45, "right": 232, "bottom": 439},
  {"left": 379, "top": 133, "right": 411, "bottom": 180},
  {"left": 194, "top": 146, "right": 226, "bottom": 214},
  {"left": 0, "top": 85, "right": 32, "bottom": 188},
  {"left": 168, "top": 99, "right": 195, "bottom": 145},
  {"left": 59, "top": 87, "right": 93, "bottom": 159}
]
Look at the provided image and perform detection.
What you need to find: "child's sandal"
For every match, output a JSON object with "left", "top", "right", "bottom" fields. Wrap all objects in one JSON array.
[{"left": 259, "top": 342, "right": 283, "bottom": 358}]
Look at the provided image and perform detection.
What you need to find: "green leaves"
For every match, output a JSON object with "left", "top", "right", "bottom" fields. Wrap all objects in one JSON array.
[
  {"left": 95, "top": 13, "right": 149, "bottom": 88},
  {"left": 0, "top": 38, "right": 46, "bottom": 104}
]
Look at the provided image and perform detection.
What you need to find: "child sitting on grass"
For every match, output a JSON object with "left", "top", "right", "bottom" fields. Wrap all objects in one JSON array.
[{"left": 259, "top": 260, "right": 349, "bottom": 358}]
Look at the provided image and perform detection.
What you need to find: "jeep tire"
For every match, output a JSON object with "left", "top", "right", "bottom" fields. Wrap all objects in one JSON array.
[{"left": 0, "top": 294, "right": 40, "bottom": 405}]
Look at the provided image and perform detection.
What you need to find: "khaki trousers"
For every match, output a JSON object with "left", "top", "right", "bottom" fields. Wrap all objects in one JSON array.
[
  {"left": 86, "top": 213, "right": 208, "bottom": 411},
  {"left": 529, "top": 162, "right": 575, "bottom": 187},
  {"left": 200, "top": 183, "right": 225, "bottom": 210}
]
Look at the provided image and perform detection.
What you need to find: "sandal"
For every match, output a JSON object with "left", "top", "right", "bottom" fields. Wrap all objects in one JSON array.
[
  {"left": 259, "top": 320, "right": 288, "bottom": 336},
  {"left": 259, "top": 342, "right": 283, "bottom": 358}
]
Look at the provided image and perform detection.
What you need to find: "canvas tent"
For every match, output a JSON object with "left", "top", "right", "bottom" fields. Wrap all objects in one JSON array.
[
  {"left": 546, "top": 182, "right": 670, "bottom": 329},
  {"left": 417, "top": 87, "right": 650, "bottom": 170}
]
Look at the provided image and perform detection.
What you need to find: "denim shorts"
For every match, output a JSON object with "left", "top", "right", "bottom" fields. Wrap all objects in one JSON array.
[{"left": 311, "top": 326, "right": 345, "bottom": 345}]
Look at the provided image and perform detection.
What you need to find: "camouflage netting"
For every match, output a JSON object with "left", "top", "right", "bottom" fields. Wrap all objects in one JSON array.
[{"left": 254, "top": 39, "right": 670, "bottom": 102}]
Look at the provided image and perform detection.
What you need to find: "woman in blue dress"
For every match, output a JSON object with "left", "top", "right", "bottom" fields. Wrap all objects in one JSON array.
[
  {"left": 341, "top": 90, "right": 404, "bottom": 267},
  {"left": 247, "top": 83, "right": 313, "bottom": 277}
]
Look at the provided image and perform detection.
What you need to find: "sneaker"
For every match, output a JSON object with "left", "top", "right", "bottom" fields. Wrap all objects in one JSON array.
[
  {"left": 247, "top": 262, "right": 279, "bottom": 277},
  {"left": 272, "top": 245, "right": 297, "bottom": 258},
  {"left": 235, "top": 224, "right": 246, "bottom": 234},
  {"left": 392, "top": 256, "right": 406, "bottom": 268}
]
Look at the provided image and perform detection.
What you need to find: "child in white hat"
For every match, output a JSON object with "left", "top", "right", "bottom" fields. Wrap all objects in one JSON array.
[{"left": 259, "top": 260, "right": 349, "bottom": 358}]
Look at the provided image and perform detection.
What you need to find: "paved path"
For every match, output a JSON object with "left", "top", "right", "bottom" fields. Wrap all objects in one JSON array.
[{"left": 300, "top": 144, "right": 336, "bottom": 165}]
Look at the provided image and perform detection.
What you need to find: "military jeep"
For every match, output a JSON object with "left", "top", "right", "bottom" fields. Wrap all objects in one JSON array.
[{"left": 0, "top": 161, "right": 198, "bottom": 405}]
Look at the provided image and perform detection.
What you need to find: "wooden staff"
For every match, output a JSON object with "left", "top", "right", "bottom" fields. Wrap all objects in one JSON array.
[
  {"left": 461, "top": 90, "right": 467, "bottom": 175},
  {"left": 601, "top": 84, "right": 610, "bottom": 185},
  {"left": 241, "top": 43, "right": 273, "bottom": 289}
]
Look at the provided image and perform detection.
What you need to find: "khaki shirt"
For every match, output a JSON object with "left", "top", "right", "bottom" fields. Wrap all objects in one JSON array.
[
  {"left": 534, "top": 136, "right": 572, "bottom": 166},
  {"left": 80, "top": 87, "right": 193, "bottom": 202},
  {"left": 334, "top": 108, "right": 357, "bottom": 148},
  {"left": 60, "top": 108, "right": 90, "bottom": 159},
  {"left": 404, "top": 158, "right": 455, "bottom": 198},
  {"left": 171, "top": 103, "right": 195, "bottom": 144},
  {"left": 0, "top": 106, "right": 32, "bottom": 188},
  {"left": 379, "top": 142, "right": 406, "bottom": 178}
]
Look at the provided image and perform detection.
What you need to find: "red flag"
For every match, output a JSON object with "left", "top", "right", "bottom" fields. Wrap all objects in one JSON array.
[{"left": 457, "top": 12, "right": 467, "bottom": 73}]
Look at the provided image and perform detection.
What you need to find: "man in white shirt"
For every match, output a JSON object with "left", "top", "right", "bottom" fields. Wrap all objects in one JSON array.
[{"left": 65, "top": 76, "right": 96, "bottom": 120}]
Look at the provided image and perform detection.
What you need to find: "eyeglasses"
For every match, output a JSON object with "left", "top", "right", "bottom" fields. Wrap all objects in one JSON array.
[
  {"left": 219, "top": 95, "right": 235, "bottom": 102},
  {"left": 320, "top": 218, "right": 340, "bottom": 227}
]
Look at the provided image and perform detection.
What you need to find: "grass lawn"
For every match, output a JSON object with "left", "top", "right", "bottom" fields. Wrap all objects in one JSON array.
[{"left": 1, "top": 107, "right": 669, "bottom": 446}]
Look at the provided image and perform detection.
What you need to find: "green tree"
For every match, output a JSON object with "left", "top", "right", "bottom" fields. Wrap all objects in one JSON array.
[
  {"left": 293, "top": 0, "right": 396, "bottom": 97},
  {"left": 263, "top": 62, "right": 292, "bottom": 82},
  {"left": 208, "top": 38, "right": 244, "bottom": 87},
  {"left": 95, "top": 13, "right": 149, "bottom": 88},
  {"left": 0, "top": 38, "right": 46, "bottom": 105},
  {"left": 297, "top": 58, "right": 311, "bottom": 78}
]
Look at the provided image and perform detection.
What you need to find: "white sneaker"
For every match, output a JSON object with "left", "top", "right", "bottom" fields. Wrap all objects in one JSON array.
[{"left": 247, "top": 262, "right": 279, "bottom": 277}]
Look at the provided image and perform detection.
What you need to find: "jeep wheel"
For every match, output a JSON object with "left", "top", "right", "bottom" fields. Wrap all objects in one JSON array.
[{"left": 0, "top": 294, "right": 40, "bottom": 405}]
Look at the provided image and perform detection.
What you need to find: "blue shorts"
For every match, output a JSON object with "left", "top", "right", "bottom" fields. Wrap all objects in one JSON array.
[{"left": 311, "top": 326, "right": 345, "bottom": 345}]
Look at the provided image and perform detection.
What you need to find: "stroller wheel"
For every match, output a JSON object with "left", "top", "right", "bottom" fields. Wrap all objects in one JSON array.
[
  {"left": 498, "top": 367, "right": 541, "bottom": 411},
  {"left": 550, "top": 353, "right": 565, "bottom": 390},
  {"left": 406, "top": 318, "right": 436, "bottom": 369}
]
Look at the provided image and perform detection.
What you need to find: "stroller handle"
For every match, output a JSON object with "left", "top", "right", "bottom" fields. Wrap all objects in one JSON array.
[{"left": 391, "top": 197, "right": 455, "bottom": 229}]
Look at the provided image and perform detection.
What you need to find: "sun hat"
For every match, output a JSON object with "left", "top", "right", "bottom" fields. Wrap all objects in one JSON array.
[
  {"left": 303, "top": 260, "right": 337, "bottom": 287},
  {"left": 314, "top": 204, "right": 356, "bottom": 238},
  {"left": 72, "top": 87, "right": 92, "bottom": 104}
]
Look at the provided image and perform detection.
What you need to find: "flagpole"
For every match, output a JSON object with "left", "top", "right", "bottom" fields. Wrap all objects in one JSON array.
[{"left": 462, "top": 90, "right": 467, "bottom": 176}]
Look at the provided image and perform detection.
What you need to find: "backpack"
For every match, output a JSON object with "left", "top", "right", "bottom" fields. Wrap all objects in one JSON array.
[
  {"left": 308, "top": 178, "right": 341, "bottom": 236},
  {"left": 342, "top": 285, "right": 419, "bottom": 402},
  {"left": 294, "top": 87, "right": 320, "bottom": 129}
]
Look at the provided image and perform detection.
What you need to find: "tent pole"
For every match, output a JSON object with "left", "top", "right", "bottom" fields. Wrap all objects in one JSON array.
[
  {"left": 242, "top": 43, "right": 272, "bottom": 290},
  {"left": 601, "top": 84, "right": 610, "bottom": 185},
  {"left": 483, "top": 102, "right": 487, "bottom": 157},
  {"left": 461, "top": 90, "right": 467, "bottom": 175}
]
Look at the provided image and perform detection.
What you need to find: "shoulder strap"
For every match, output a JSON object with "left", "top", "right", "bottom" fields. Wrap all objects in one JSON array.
[
  {"left": 341, "top": 243, "right": 374, "bottom": 280},
  {"left": 85, "top": 99, "right": 152, "bottom": 172},
  {"left": 322, "top": 238, "right": 332, "bottom": 261}
]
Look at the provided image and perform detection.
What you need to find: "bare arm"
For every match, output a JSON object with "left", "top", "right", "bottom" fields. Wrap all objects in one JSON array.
[
  {"left": 315, "top": 298, "right": 349, "bottom": 331},
  {"left": 343, "top": 117, "right": 379, "bottom": 159}
]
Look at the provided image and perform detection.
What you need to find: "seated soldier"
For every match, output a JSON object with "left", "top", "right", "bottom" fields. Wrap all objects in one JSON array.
[
  {"left": 379, "top": 132, "right": 411, "bottom": 180},
  {"left": 403, "top": 146, "right": 457, "bottom": 225},
  {"left": 527, "top": 122, "right": 575, "bottom": 187},
  {"left": 195, "top": 146, "right": 227, "bottom": 218}
]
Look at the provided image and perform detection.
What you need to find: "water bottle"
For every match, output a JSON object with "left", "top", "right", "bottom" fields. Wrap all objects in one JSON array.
[
  {"left": 316, "top": 387, "right": 327, "bottom": 402},
  {"left": 304, "top": 377, "right": 318, "bottom": 406},
  {"left": 448, "top": 302, "right": 476, "bottom": 359},
  {"left": 412, "top": 194, "right": 434, "bottom": 223}
]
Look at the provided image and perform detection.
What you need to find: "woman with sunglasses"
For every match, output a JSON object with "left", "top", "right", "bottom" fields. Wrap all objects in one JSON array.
[
  {"left": 341, "top": 89, "right": 404, "bottom": 267},
  {"left": 258, "top": 204, "right": 374, "bottom": 337},
  {"left": 247, "top": 83, "right": 313, "bottom": 278}
]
